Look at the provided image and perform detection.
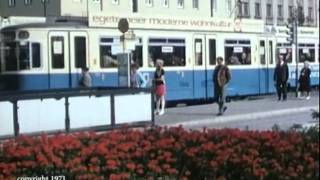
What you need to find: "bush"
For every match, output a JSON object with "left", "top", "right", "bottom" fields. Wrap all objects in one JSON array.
[{"left": 0, "top": 127, "right": 319, "bottom": 180}]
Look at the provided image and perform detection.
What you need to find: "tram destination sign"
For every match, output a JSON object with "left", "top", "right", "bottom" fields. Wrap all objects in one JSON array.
[{"left": 89, "top": 15, "right": 264, "bottom": 33}]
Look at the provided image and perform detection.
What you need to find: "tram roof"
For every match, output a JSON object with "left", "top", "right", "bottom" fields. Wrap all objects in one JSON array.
[{"left": 1, "top": 21, "right": 88, "bottom": 32}]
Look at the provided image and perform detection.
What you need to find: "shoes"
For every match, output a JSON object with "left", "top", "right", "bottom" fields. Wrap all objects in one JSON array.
[
  {"left": 158, "top": 110, "right": 165, "bottom": 116},
  {"left": 217, "top": 106, "right": 227, "bottom": 116},
  {"left": 306, "top": 96, "right": 310, "bottom": 100},
  {"left": 223, "top": 106, "right": 227, "bottom": 113},
  {"left": 154, "top": 110, "right": 159, "bottom": 115}
]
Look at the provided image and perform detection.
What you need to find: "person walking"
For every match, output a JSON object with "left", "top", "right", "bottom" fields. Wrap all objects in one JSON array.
[
  {"left": 298, "top": 61, "right": 311, "bottom": 100},
  {"left": 130, "top": 63, "right": 147, "bottom": 88},
  {"left": 273, "top": 55, "right": 289, "bottom": 101},
  {"left": 213, "top": 57, "right": 231, "bottom": 116},
  {"left": 154, "top": 59, "right": 166, "bottom": 115},
  {"left": 79, "top": 67, "right": 92, "bottom": 88}
]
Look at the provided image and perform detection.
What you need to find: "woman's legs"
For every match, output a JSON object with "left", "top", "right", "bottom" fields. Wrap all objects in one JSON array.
[
  {"left": 159, "top": 96, "right": 165, "bottom": 115},
  {"left": 156, "top": 96, "right": 161, "bottom": 114}
]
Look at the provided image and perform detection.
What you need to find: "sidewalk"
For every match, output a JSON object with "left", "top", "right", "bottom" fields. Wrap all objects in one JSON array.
[{"left": 155, "top": 91, "right": 319, "bottom": 130}]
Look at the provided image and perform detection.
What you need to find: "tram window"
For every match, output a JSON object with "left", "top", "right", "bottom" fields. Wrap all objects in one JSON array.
[
  {"left": 298, "top": 48, "right": 315, "bottom": 62},
  {"left": 100, "top": 45, "right": 117, "bottom": 68},
  {"left": 225, "top": 40, "right": 251, "bottom": 65},
  {"left": 4, "top": 42, "right": 18, "bottom": 71},
  {"left": 148, "top": 38, "right": 186, "bottom": 67},
  {"left": 194, "top": 39, "right": 203, "bottom": 66},
  {"left": 51, "top": 37, "right": 65, "bottom": 69},
  {"left": 260, "top": 40, "right": 266, "bottom": 65},
  {"left": 74, "top": 37, "right": 87, "bottom": 68},
  {"left": 269, "top": 41, "right": 273, "bottom": 64},
  {"left": 209, "top": 39, "right": 216, "bottom": 65},
  {"left": 277, "top": 45, "right": 292, "bottom": 64},
  {"left": 19, "top": 42, "right": 30, "bottom": 70},
  {"left": 32, "top": 43, "right": 41, "bottom": 68}
]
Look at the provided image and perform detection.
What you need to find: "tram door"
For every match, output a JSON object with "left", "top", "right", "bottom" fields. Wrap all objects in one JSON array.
[
  {"left": 48, "top": 31, "right": 70, "bottom": 88},
  {"left": 258, "top": 37, "right": 275, "bottom": 94},
  {"left": 192, "top": 34, "right": 216, "bottom": 99},
  {"left": 69, "top": 31, "right": 89, "bottom": 88},
  {"left": 192, "top": 35, "right": 206, "bottom": 99},
  {"left": 258, "top": 38, "right": 268, "bottom": 94}
]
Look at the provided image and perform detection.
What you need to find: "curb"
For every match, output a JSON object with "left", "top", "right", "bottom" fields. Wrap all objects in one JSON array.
[{"left": 166, "top": 106, "right": 318, "bottom": 127}]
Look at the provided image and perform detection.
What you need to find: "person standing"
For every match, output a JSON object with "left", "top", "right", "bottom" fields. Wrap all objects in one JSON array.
[
  {"left": 154, "top": 59, "right": 166, "bottom": 115},
  {"left": 213, "top": 57, "right": 231, "bottom": 116},
  {"left": 79, "top": 67, "right": 92, "bottom": 88},
  {"left": 298, "top": 61, "right": 311, "bottom": 100},
  {"left": 273, "top": 55, "right": 289, "bottom": 101},
  {"left": 130, "top": 63, "right": 147, "bottom": 88}
]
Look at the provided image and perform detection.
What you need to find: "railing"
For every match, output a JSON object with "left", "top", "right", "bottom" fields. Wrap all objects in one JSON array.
[{"left": 0, "top": 87, "right": 154, "bottom": 138}]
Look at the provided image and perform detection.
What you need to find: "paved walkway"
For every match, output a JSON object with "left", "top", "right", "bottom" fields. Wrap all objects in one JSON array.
[{"left": 155, "top": 91, "right": 319, "bottom": 130}]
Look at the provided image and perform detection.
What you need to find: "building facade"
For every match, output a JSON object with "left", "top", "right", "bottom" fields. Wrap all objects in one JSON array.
[
  {"left": 0, "top": 0, "right": 319, "bottom": 29},
  {"left": 237, "top": 0, "right": 319, "bottom": 27},
  {"left": 0, "top": 0, "right": 88, "bottom": 17}
]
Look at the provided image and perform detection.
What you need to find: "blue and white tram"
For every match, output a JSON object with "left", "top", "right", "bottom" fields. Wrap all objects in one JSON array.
[{"left": 0, "top": 21, "right": 319, "bottom": 101}]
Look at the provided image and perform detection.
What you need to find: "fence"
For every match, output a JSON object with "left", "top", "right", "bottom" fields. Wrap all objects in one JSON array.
[{"left": 0, "top": 87, "right": 154, "bottom": 138}]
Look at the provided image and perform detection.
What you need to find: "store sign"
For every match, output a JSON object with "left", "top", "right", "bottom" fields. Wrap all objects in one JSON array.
[{"left": 90, "top": 15, "right": 234, "bottom": 32}]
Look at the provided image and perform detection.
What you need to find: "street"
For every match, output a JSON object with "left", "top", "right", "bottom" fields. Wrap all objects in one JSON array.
[{"left": 156, "top": 91, "right": 319, "bottom": 131}]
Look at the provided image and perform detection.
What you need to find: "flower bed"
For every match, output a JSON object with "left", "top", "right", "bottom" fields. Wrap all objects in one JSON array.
[{"left": 0, "top": 127, "right": 319, "bottom": 180}]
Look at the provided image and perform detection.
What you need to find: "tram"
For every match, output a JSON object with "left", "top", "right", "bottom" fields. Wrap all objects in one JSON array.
[{"left": 0, "top": 19, "right": 319, "bottom": 102}]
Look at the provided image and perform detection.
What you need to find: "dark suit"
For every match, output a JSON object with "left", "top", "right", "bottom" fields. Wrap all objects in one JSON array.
[{"left": 273, "top": 63, "right": 289, "bottom": 100}]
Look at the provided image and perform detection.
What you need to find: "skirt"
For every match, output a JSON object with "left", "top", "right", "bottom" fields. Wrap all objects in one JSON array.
[{"left": 155, "top": 84, "right": 166, "bottom": 97}]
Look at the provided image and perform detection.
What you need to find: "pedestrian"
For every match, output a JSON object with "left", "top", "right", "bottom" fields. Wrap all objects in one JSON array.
[
  {"left": 154, "top": 59, "right": 166, "bottom": 115},
  {"left": 298, "top": 61, "right": 311, "bottom": 100},
  {"left": 130, "top": 63, "right": 147, "bottom": 88},
  {"left": 273, "top": 55, "right": 289, "bottom": 101},
  {"left": 79, "top": 67, "right": 92, "bottom": 88},
  {"left": 213, "top": 57, "right": 231, "bottom": 116}
]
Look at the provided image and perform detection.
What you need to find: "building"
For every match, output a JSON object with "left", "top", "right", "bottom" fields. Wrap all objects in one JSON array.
[
  {"left": 237, "top": 0, "right": 319, "bottom": 27},
  {"left": 0, "top": 0, "right": 87, "bottom": 17},
  {"left": 1, "top": 0, "right": 318, "bottom": 27},
  {"left": 0, "top": 0, "right": 87, "bottom": 28}
]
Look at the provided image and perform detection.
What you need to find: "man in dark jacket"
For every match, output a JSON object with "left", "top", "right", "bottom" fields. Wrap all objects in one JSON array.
[
  {"left": 274, "top": 55, "right": 289, "bottom": 101},
  {"left": 213, "top": 57, "right": 231, "bottom": 115}
]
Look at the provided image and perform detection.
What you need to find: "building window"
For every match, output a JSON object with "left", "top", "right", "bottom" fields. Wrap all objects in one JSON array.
[
  {"left": 193, "top": 0, "right": 199, "bottom": 9},
  {"left": 277, "top": 4, "right": 283, "bottom": 19},
  {"left": 112, "top": 0, "right": 119, "bottom": 5},
  {"left": 307, "top": 7, "right": 314, "bottom": 22},
  {"left": 226, "top": 0, "right": 232, "bottom": 13},
  {"left": 243, "top": 2, "right": 250, "bottom": 17},
  {"left": 177, "top": 0, "right": 184, "bottom": 9},
  {"left": 255, "top": 2, "right": 261, "bottom": 18},
  {"left": 8, "top": 0, "right": 16, "bottom": 7},
  {"left": 267, "top": 3, "right": 272, "bottom": 18},
  {"left": 288, "top": 5, "right": 293, "bottom": 17},
  {"left": 163, "top": 0, "right": 169, "bottom": 8},
  {"left": 148, "top": 38, "right": 186, "bottom": 67},
  {"left": 132, "top": 0, "right": 138, "bottom": 12},
  {"left": 145, "top": 0, "right": 153, "bottom": 7},
  {"left": 225, "top": 40, "right": 251, "bottom": 65},
  {"left": 24, "top": 0, "right": 32, "bottom": 5}
]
